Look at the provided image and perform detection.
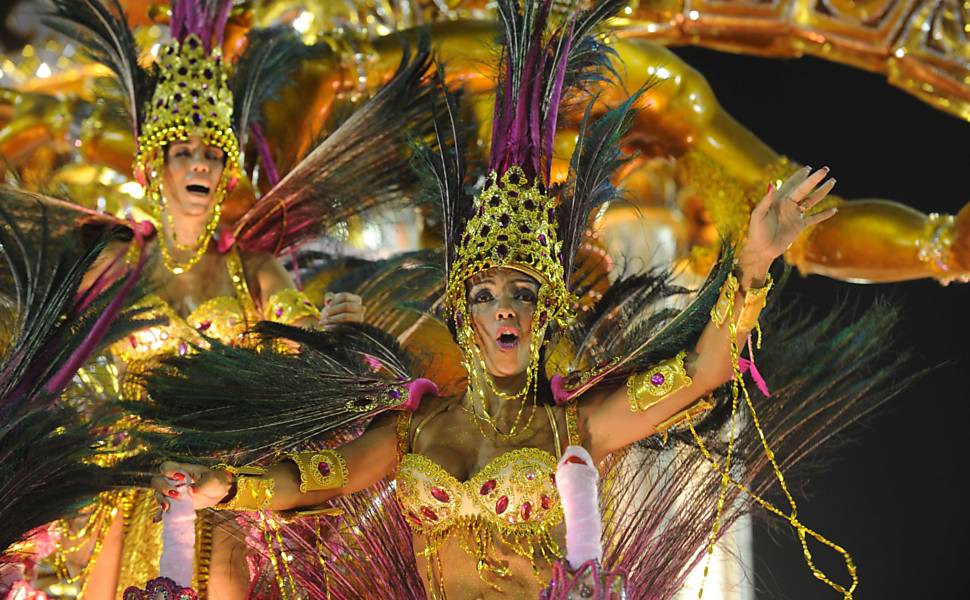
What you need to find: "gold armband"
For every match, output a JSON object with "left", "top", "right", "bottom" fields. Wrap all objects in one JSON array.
[
  {"left": 711, "top": 272, "right": 773, "bottom": 332},
  {"left": 286, "top": 449, "right": 349, "bottom": 493},
  {"left": 626, "top": 351, "right": 692, "bottom": 413},
  {"left": 655, "top": 394, "right": 716, "bottom": 443},
  {"left": 213, "top": 465, "right": 275, "bottom": 511},
  {"left": 265, "top": 288, "right": 321, "bottom": 324}
]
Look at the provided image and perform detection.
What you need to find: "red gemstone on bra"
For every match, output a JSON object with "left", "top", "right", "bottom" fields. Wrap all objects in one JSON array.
[
  {"left": 430, "top": 487, "right": 450, "bottom": 503},
  {"left": 495, "top": 495, "right": 509, "bottom": 514},
  {"left": 541, "top": 495, "right": 552, "bottom": 510},
  {"left": 129, "top": 335, "right": 138, "bottom": 349},
  {"left": 408, "top": 511, "right": 422, "bottom": 526},
  {"left": 197, "top": 320, "right": 212, "bottom": 332},
  {"left": 420, "top": 506, "right": 438, "bottom": 521},
  {"left": 317, "top": 462, "right": 331, "bottom": 477},
  {"left": 480, "top": 479, "right": 497, "bottom": 495},
  {"left": 521, "top": 501, "right": 532, "bottom": 521}
]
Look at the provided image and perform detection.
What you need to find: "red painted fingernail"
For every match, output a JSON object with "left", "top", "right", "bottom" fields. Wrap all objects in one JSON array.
[
  {"left": 167, "top": 490, "right": 179, "bottom": 498},
  {"left": 767, "top": 183, "right": 773, "bottom": 193},
  {"left": 163, "top": 503, "right": 170, "bottom": 512},
  {"left": 171, "top": 472, "right": 185, "bottom": 481},
  {"left": 565, "top": 455, "right": 588, "bottom": 465}
]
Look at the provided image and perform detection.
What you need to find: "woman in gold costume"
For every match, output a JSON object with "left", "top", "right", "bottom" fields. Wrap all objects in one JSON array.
[
  {"left": 4, "top": 0, "right": 441, "bottom": 597},
  {"left": 138, "top": 2, "right": 904, "bottom": 599}
]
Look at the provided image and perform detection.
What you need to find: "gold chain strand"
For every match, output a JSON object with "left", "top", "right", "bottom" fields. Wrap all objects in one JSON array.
[
  {"left": 261, "top": 512, "right": 299, "bottom": 598},
  {"left": 697, "top": 280, "right": 743, "bottom": 599},
  {"left": 694, "top": 275, "right": 857, "bottom": 598},
  {"left": 149, "top": 154, "right": 226, "bottom": 275},
  {"left": 685, "top": 416, "right": 858, "bottom": 597},
  {"left": 261, "top": 513, "right": 290, "bottom": 599},
  {"left": 271, "top": 513, "right": 298, "bottom": 594},
  {"left": 78, "top": 494, "right": 122, "bottom": 595},
  {"left": 50, "top": 491, "right": 122, "bottom": 590},
  {"left": 459, "top": 283, "right": 553, "bottom": 441},
  {"left": 314, "top": 518, "right": 332, "bottom": 600}
]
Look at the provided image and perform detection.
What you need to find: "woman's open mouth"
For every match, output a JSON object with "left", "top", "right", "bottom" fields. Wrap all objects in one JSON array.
[
  {"left": 185, "top": 183, "right": 211, "bottom": 197},
  {"left": 496, "top": 327, "right": 519, "bottom": 351}
]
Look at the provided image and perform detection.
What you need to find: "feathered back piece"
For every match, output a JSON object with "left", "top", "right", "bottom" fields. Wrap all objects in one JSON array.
[
  {"left": 131, "top": 322, "right": 435, "bottom": 463},
  {"left": 231, "top": 39, "right": 438, "bottom": 255},
  {"left": 0, "top": 189, "right": 152, "bottom": 554}
]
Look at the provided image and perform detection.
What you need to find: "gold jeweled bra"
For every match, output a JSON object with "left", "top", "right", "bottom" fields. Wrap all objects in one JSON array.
[{"left": 394, "top": 399, "right": 580, "bottom": 594}]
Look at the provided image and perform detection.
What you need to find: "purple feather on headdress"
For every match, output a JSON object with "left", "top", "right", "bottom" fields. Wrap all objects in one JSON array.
[
  {"left": 169, "top": 0, "right": 232, "bottom": 51},
  {"left": 487, "top": 0, "right": 581, "bottom": 187}
]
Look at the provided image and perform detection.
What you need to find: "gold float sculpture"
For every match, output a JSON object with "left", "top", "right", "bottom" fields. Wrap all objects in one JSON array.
[{"left": 0, "top": 0, "right": 966, "bottom": 284}]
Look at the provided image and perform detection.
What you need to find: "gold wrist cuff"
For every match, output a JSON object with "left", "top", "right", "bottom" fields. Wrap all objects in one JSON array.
[
  {"left": 214, "top": 468, "right": 275, "bottom": 511},
  {"left": 265, "top": 288, "right": 321, "bottom": 324},
  {"left": 655, "top": 394, "right": 716, "bottom": 443},
  {"left": 626, "top": 351, "right": 692, "bottom": 413},
  {"left": 711, "top": 272, "right": 773, "bottom": 331},
  {"left": 286, "top": 449, "right": 349, "bottom": 493}
]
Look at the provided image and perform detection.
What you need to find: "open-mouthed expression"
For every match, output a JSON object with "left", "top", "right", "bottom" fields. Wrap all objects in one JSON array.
[
  {"left": 467, "top": 268, "right": 539, "bottom": 379},
  {"left": 161, "top": 136, "right": 225, "bottom": 218}
]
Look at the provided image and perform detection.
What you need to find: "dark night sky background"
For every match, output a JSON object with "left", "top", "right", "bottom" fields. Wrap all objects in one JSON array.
[{"left": 668, "top": 46, "right": 970, "bottom": 599}]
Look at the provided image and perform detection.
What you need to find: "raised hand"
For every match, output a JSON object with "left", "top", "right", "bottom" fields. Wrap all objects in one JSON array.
[{"left": 744, "top": 166, "right": 838, "bottom": 265}]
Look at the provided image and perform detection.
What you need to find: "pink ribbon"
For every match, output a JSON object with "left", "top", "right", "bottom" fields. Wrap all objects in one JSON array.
[{"left": 737, "top": 337, "right": 771, "bottom": 397}]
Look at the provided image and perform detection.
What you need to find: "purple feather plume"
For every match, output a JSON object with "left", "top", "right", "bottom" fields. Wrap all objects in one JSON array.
[{"left": 169, "top": 0, "right": 232, "bottom": 51}]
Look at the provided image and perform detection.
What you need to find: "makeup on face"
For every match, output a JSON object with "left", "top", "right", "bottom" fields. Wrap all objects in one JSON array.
[
  {"left": 467, "top": 268, "right": 539, "bottom": 377},
  {"left": 163, "top": 136, "right": 225, "bottom": 216}
]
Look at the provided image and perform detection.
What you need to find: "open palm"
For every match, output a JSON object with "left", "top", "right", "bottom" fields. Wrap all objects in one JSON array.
[{"left": 745, "top": 166, "right": 838, "bottom": 261}]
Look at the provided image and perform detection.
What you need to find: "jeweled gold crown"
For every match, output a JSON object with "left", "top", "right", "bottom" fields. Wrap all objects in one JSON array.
[
  {"left": 445, "top": 166, "right": 574, "bottom": 329},
  {"left": 134, "top": 34, "right": 240, "bottom": 180}
]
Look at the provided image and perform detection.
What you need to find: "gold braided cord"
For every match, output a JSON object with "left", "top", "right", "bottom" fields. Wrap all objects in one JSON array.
[
  {"left": 193, "top": 513, "right": 213, "bottom": 597},
  {"left": 685, "top": 416, "right": 858, "bottom": 598},
  {"left": 694, "top": 271, "right": 857, "bottom": 598}
]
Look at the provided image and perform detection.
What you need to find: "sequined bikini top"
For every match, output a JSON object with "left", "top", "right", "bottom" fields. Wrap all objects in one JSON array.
[
  {"left": 394, "top": 399, "right": 580, "bottom": 546},
  {"left": 110, "top": 248, "right": 319, "bottom": 365},
  {"left": 111, "top": 249, "right": 256, "bottom": 364}
]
